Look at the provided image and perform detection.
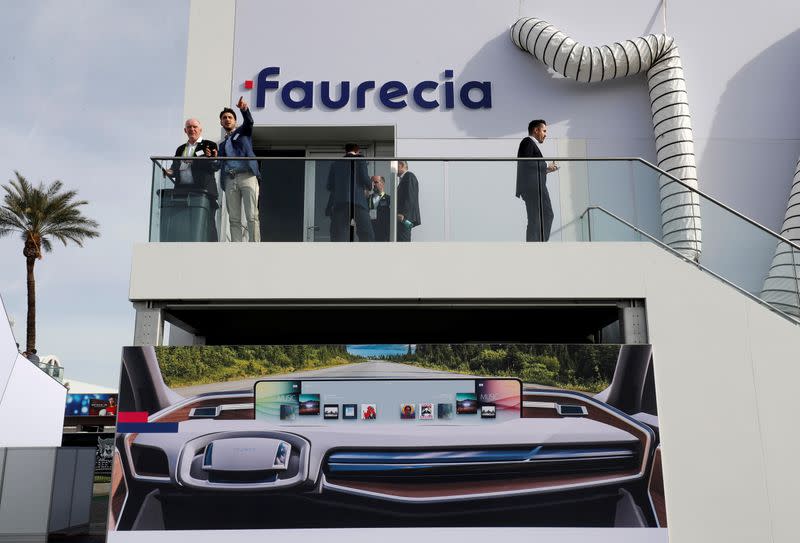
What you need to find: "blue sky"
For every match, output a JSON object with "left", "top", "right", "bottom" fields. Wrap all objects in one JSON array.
[{"left": 0, "top": 1, "right": 190, "bottom": 386}]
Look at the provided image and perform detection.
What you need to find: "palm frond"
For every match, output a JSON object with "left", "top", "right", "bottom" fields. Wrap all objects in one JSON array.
[{"left": 1, "top": 171, "right": 100, "bottom": 257}]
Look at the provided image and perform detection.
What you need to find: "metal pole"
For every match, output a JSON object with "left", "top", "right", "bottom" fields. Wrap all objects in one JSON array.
[{"left": 538, "top": 159, "right": 545, "bottom": 242}]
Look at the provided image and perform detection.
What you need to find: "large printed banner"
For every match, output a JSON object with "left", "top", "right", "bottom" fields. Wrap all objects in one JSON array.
[{"left": 108, "top": 344, "right": 666, "bottom": 539}]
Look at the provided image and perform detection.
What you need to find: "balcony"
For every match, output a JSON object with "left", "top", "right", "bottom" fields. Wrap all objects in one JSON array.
[
  {"left": 35, "top": 360, "right": 64, "bottom": 382},
  {"left": 148, "top": 156, "right": 800, "bottom": 325}
]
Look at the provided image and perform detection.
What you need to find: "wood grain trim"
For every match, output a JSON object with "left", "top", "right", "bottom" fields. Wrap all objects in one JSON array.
[
  {"left": 649, "top": 446, "right": 667, "bottom": 527},
  {"left": 108, "top": 450, "right": 126, "bottom": 531},
  {"left": 324, "top": 391, "right": 652, "bottom": 501},
  {"left": 151, "top": 396, "right": 254, "bottom": 422},
  {"left": 523, "top": 391, "right": 650, "bottom": 446},
  {"left": 327, "top": 468, "right": 640, "bottom": 499},
  {"left": 130, "top": 389, "right": 653, "bottom": 503},
  {"left": 219, "top": 408, "right": 255, "bottom": 419},
  {"left": 521, "top": 406, "right": 561, "bottom": 419}
]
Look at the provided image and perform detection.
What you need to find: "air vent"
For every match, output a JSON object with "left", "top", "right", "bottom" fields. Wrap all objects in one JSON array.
[
  {"left": 325, "top": 445, "right": 638, "bottom": 480},
  {"left": 131, "top": 444, "right": 169, "bottom": 478}
]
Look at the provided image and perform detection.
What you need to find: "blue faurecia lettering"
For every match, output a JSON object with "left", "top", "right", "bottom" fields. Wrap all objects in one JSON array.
[
  {"left": 321, "top": 81, "right": 350, "bottom": 109},
  {"left": 253, "top": 67, "right": 492, "bottom": 110},
  {"left": 460, "top": 81, "right": 492, "bottom": 109},
  {"left": 256, "top": 66, "right": 280, "bottom": 108},
  {"left": 379, "top": 81, "right": 408, "bottom": 109},
  {"left": 282, "top": 80, "right": 313, "bottom": 109},
  {"left": 443, "top": 69, "right": 455, "bottom": 109},
  {"left": 413, "top": 81, "right": 439, "bottom": 109},
  {"left": 355, "top": 81, "right": 376, "bottom": 109}
]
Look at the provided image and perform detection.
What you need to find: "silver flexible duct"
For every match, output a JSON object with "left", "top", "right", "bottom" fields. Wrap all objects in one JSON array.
[
  {"left": 761, "top": 158, "right": 800, "bottom": 316},
  {"left": 510, "top": 18, "right": 702, "bottom": 260}
]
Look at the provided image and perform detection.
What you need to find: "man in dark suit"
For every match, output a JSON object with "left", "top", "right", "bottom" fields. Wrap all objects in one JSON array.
[
  {"left": 516, "top": 119, "right": 558, "bottom": 242},
  {"left": 327, "top": 143, "right": 375, "bottom": 242},
  {"left": 369, "top": 175, "right": 391, "bottom": 242},
  {"left": 396, "top": 160, "right": 421, "bottom": 242},
  {"left": 166, "top": 118, "right": 219, "bottom": 241}
]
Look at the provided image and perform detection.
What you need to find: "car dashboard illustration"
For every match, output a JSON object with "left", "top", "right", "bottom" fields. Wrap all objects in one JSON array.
[{"left": 110, "top": 346, "right": 664, "bottom": 531}]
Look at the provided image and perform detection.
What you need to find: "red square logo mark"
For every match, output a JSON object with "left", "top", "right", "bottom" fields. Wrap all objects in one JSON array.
[{"left": 244, "top": 80, "right": 254, "bottom": 89}]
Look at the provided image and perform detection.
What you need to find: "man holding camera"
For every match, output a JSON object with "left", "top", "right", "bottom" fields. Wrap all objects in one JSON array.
[
  {"left": 165, "top": 118, "right": 219, "bottom": 241},
  {"left": 216, "top": 96, "right": 261, "bottom": 242}
]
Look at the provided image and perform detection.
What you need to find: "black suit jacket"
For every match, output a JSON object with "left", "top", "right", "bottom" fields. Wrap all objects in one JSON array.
[
  {"left": 397, "top": 171, "right": 421, "bottom": 227},
  {"left": 515, "top": 137, "right": 547, "bottom": 198},
  {"left": 170, "top": 140, "right": 219, "bottom": 205},
  {"left": 369, "top": 192, "right": 391, "bottom": 241},
  {"left": 326, "top": 153, "right": 372, "bottom": 209}
]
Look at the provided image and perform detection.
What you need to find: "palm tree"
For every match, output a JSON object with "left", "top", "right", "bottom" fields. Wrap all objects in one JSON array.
[{"left": 0, "top": 171, "right": 99, "bottom": 353}]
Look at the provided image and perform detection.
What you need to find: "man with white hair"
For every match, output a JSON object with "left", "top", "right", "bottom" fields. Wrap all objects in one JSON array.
[{"left": 166, "top": 118, "right": 220, "bottom": 241}]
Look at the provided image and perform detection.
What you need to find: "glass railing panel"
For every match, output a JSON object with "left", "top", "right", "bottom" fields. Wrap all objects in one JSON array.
[
  {"left": 589, "top": 160, "right": 662, "bottom": 240},
  {"left": 584, "top": 208, "right": 643, "bottom": 242},
  {"left": 540, "top": 159, "right": 659, "bottom": 243},
  {"left": 396, "top": 159, "right": 445, "bottom": 242},
  {"left": 260, "top": 158, "right": 306, "bottom": 242},
  {"left": 697, "top": 191, "right": 781, "bottom": 297},
  {"left": 586, "top": 205, "right": 800, "bottom": 322},
  {"left": 150, "top": 157, "right": 219, "bottom": 243},
  {"left": 446, "top": 160, "right": 520, "bottom": 241},
  {"left": 149, "top": 157, "right": 664, "bottom": 245},
  {"left": 314, "top": 158, "right": 417, "bottom": 242}
]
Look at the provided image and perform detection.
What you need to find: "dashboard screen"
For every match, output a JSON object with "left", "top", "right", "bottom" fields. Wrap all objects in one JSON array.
[{"left": 254, "top": 378, "right": 521, "bottom": 425}]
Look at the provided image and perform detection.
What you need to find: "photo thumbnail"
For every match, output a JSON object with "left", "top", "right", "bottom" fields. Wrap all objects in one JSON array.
[
  {"left": 437, "top": 403, "right": 454, "bottom": 419},
  {"left": 361, "top": 404, "right": 377, "bottom": 420},
  {"left": 456, "top": 392, "right": 478, "bottom": 414},
  {"left": 342, "top": 404, "right": 357, "bottom": 419},
  {"left": 419, "top": 403, "right": 434, "bottom": 420},
  {"left": 400, "top": 403, "right": 416, "bottom": 419},
  {"left": 323, "top": 404, "right": 339, "bottom": 419},
  {"left": 280, "top": 404, "right": 298, "bottom": 421},
  {"left": 299, "top": 394, "right": 320, "bottom": 415}
]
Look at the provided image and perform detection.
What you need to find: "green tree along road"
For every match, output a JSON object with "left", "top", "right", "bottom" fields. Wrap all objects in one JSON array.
[
  {"left": 403, "top": 345, "right": 619, "bottom": 392},
  {"left": 156, "top": 344, "right": 619, "bottom": 392},
  {"left": 156, "top": 345, "right": 358, "bottom": 387},
  {"left": 0, "top": 172, "right": 99, "bottom": 353}
]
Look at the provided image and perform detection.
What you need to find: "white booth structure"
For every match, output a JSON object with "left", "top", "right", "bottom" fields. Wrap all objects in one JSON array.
[{"left": 0, "top": 296, "right": 95, "bottom": 542}]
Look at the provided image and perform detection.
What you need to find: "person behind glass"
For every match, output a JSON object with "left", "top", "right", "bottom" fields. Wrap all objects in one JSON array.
[
  {"left": 326, "top": 143, "right": 374, "bottom": 242},
  {"left": 217, "top": 96, "right": 261, "bottom": 242},
  {"left": 396, "top": 160, "right": 421, "bottom": 242},
  {"left": 25, "top": 348, "right": 40, "bottom": 365},
  {"left": 164, "top": 118, "right": 219, "bottom": 241},
  {"left": 516, "top": 119, "right": 559, "bottom": 242},
  {"left": 369, "top": 175, "right": 391, "bottom": 242}
]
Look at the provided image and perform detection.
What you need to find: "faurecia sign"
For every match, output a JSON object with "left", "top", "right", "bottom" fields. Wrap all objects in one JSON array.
[{"left": 244, "top": 67, "right": 492, "bottom": 110}]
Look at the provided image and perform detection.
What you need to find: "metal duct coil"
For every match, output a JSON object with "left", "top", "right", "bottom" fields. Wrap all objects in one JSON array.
[
  {"left": 761, "top": 157, "right": 800, "bottom": 316},
  {"left": 510, "top": 18, "right": 702, "bottom": 260}
]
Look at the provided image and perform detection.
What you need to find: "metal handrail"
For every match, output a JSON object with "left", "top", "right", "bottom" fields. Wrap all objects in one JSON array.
[
  {"left": 149, "top": 155, "right": 800, "bottom": 253},
  {"left": 581, "top": 205, "right": 798, "bottom": 325}
]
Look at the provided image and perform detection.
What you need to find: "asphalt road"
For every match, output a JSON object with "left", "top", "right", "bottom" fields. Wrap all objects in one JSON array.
[{"left": 173, "top": 360, "right": 476, "bottom": 397}]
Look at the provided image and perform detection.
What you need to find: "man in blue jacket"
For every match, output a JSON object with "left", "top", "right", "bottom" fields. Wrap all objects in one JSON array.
[{"left": 217, "top": 96, "right": 261, "bottom": 242}]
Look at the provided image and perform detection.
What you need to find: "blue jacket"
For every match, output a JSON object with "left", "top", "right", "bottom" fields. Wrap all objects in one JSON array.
[{"left": 218, "top": 106, "right": 260, "bottom": 189}]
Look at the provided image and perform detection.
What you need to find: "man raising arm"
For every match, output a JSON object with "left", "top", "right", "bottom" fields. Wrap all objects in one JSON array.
[{"left": 218, "top": 96, "right": 261, "bottom": 242}]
